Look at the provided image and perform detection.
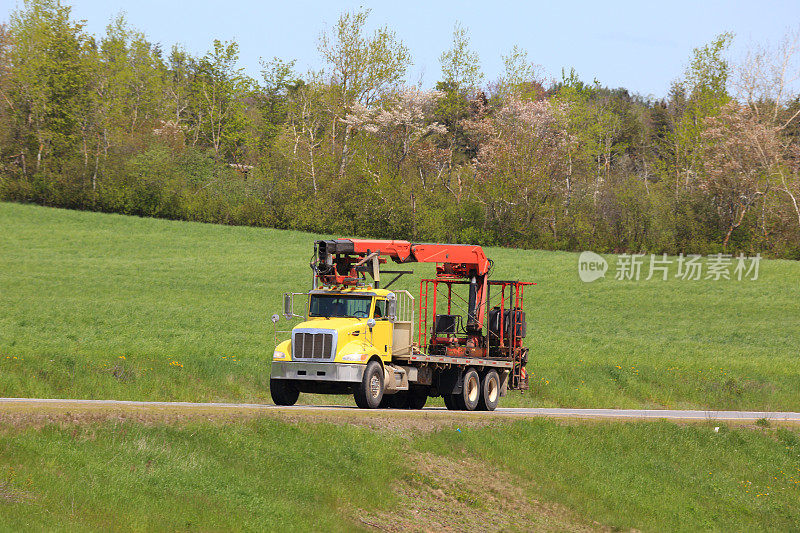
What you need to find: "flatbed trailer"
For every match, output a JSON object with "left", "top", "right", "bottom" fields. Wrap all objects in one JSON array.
[{"left": 403, "top": 353, "right": 514, "bottom": 369}]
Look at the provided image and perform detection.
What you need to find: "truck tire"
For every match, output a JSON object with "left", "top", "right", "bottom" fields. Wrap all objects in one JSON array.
[
  {"left": 354, "top": 360, "right": 384, "bottom": 409},
  {"left": 407, "top": 386, "right": 428, "bottom": 410},
  {"left": 382, "top": 392, "right": 405, "bottom": 409},
  {"left": 457, "top": 368, "right": 481, "bottom": 411},
  {"left": 379, "top": 395, "right": 394, "bottom": 409},
  {"left": 478, "top": 369, "right": 500, "bottom": 411},
  {"left": 270, "top": 378, "right": 299, "bottom": 406},
  {"left": 384, "top": 388, "right": 427, "bottom": 409},
  {"left": 442, "top": 393, "right": 460, "bottom": 410}
]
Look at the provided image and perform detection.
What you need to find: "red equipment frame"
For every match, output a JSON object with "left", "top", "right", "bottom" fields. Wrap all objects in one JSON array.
[
  {"left": 417, "top": 278, "right": 534, "bottom": 389},
  {"left": 417, "top": 279, "right": 533, "bottom": 348}
]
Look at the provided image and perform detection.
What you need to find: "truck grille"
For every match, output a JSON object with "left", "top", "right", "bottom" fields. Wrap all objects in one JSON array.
[{"left": 293, "top": 332, "right": 335, "bottom": 360}]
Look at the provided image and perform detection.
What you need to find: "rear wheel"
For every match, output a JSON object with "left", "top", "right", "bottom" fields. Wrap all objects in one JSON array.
[
  {"left": 270, "top": 378, "right": 299, "bottom": 406},
  {"left": 478, "top": 369, "right": 500, "bottom": 411},
  {"left": 458, "top": 368, "right": 481, "bottom": 411},
  {"left": 354, "top": 361, "right": 384, "bottom": 409}
]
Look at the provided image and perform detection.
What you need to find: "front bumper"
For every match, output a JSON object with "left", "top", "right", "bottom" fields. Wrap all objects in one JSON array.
[{"left": 270, "top": 361, "right": 366, "bottom": 382}]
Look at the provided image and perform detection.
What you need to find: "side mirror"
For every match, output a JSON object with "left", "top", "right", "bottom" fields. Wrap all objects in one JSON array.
[
  {"left": 283, "top": 293, "right": 293, "bottom": 320},
  {"left": 386, "top": 294, "right": 397, "bottom": 322},
  {"left": 367, "top": 318, "right": 376, "bottom": 330}
]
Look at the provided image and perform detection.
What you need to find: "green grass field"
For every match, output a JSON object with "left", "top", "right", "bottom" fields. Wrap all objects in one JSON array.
[
  {"left": 0, "top": 416, "right": 798, "bottom": 531},
  {"left": 1, "top": 201, "right": 799, "bottom": 410}
]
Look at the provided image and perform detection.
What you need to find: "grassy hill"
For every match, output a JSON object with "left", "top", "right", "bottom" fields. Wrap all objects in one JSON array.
[{"left": 1, "top": 201, "right": 799, "bottom": 410}]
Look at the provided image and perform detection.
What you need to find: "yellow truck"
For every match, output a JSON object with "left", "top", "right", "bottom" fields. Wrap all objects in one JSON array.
[{"left": 269, "top": 239, "right": 531, "bottom": 411}]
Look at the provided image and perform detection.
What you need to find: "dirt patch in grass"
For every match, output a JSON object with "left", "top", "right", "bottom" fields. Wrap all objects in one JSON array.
[
  {"left": 353, "top": 452, "right": 611, "bottom": 532},
  {"left": 274, "top": 409, "right": 504, "bottom": 433},
  {"left": 0, "top": 481, "right": 33, "bottom": 503},
  {"left": 0, "top": 404, "right": 268, "bottom": 431},
  {"left": 0, "top": 402, "right": 503, "bottom": 433}
]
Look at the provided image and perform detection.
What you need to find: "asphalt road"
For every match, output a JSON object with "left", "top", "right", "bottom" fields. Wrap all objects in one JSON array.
[{"left": 1, "top": 397, "right": 799, "bottom": 422}]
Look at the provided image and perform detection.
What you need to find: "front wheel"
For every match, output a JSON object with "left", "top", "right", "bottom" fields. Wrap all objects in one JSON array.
[
  {"left": 354, "top": 360, "right": 384, "bottom": 409},
  {"left": 270, "top": 378, "right": 299, "bottom": 406}
]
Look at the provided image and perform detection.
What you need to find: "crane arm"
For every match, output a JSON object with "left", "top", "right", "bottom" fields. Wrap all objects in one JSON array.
[
  {"left": 338, "top": 239, "right": 490, "bottom": 274},
  {"left": 314, "top": 238, "right": 492, "bottom": 330}
]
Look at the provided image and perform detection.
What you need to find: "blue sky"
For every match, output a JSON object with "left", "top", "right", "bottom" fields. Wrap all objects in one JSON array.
[{"left": 4, "top": 0, "right": 800, "bottom": 98}]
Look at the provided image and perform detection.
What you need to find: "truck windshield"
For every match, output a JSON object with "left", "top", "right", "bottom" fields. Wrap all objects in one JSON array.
[{"left": 309, "top": 294, "right": 373, "bottom": 318}]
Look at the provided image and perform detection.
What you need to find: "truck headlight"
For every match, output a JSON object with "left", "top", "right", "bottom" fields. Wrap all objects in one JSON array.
[
  {"left": 273, "top": 350, "right": 288, "bottom": 361},
  {"left": 341, "top": 353, "right": 366, "bottom": 362}
]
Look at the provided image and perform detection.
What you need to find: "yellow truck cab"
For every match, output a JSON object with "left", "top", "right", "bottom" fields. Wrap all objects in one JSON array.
[{"left": 270, "top": 286, "right": 419, "bottom": 408}]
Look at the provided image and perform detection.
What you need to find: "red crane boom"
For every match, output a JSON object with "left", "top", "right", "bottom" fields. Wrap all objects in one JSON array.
[{"left": 313, "top": 239, "right": 492, "bottom": 329}]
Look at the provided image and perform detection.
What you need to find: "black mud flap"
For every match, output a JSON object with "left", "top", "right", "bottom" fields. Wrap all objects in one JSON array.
[{"left": 435, "top": 368, "right": 464, "bottom": 396}]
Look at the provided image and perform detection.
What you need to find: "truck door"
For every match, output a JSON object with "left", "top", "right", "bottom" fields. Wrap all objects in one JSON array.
[{"left": 371, "top": 298, "right": 393, "bottom": 359}]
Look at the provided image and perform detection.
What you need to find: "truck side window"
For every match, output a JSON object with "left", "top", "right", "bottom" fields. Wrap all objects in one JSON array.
[{"left": 374, "top": 299, "right": 387, "bottom": 319}]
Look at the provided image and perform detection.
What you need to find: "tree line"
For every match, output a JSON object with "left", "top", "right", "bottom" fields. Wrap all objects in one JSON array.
[{"left": 2, "top": 1, "right": 799, "bottom": 258}]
